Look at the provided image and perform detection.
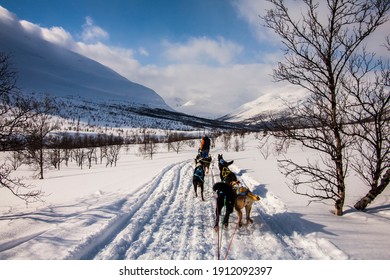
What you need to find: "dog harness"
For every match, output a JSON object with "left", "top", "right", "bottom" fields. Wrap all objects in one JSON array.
[
  {"left": 233, "top": 183, "right": 247, "bottom": 202},
  {"left": 194, "top": 166, "right": 204, "bottom": 182},
  {"left": 221, "top": 167, "right": 230, "bottom": 180}
]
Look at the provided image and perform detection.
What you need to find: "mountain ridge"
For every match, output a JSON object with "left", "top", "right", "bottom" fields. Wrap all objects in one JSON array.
[{"left": 0, "top": 6, "right": 170, "bottom": 110}]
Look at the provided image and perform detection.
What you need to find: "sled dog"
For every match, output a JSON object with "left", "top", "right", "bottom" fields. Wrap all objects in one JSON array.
[
  {"left": 217, "top": 154, "right": 234, "bottom": 181},
  {"left": 231, "top": 181, "right": 261, "bottom": 227},
  {"left": 193, "top": 159, "right": 205, "bottom": 201}
]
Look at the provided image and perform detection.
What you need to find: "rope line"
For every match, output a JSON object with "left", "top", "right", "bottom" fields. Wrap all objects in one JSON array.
[{"left": 224, "top": 221, "right": 239, "bottom": 260}]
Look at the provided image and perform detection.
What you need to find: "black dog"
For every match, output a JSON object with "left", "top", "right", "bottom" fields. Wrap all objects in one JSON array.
[
  {"left": 222, "top": 168, "right": 237, "bottom": 185},
  {"left": 217, "top": 154, "right": 236, "bottom": 183},
  {"left": 193, "top": 159, "right": 205, "bottom": 201},
  {"left": 218, "top": 154, "right": 233, "bottom": 173},
  {"left": 213, "top": 182, "right": 235, "bottom": 230}
]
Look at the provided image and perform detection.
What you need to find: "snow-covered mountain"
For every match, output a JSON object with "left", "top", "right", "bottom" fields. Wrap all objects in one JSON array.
[
  {"left": 219, "top": 88, "right": 307, "bottom": 124},
  {"left": 0, "top": 7, "right": 246, "bottom": 131},
  {"left": 0, "top": 6, "right": 170, "bottom": 110},
  {"left": 0, "top": 6, "right": 299, "bottom": 130}
]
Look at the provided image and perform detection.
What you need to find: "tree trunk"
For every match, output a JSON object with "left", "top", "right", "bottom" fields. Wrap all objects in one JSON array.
[
  {"left": 39, "top": 147, "right": 44, "bottom": 179},
  {"left": 354, "top": 170, "right": 390, "bottom": 211},
  {"left": 334, "top": 158, "right": 346, "bottom": 216},
  {"left": 335, "top": 178, "right": 346, "bottom": 216}
]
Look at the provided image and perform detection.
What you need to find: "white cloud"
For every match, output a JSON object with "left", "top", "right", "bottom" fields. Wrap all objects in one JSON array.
[
  {"left": 0, "top": 5, "right": 16, "bottom": 23},
  {"left": 19, "top": 20, "right": 73, "bottom": 47},
  {"left": 42, "top": 26, "right": 73, "bottom": 46},
  {"left": 19, "top": 19, "right": 42, "bottom": 35},
  {"left": 138, "top": 47, "right": 149, "bottom": 57},
  {"left": 81, "top": 16, "right": 109, "bottom": 42},
  {"left": 232, "top": 0, "right": 280, "bottom": 45},
  {"left": 132, "top": 62, "right": 276, "bottom": 117},
  {"left": 163, "top": 36, "right": 243, "bottom": 66},
  {"left": 74, "top": 42, "right": 140, "bottom": 74}
]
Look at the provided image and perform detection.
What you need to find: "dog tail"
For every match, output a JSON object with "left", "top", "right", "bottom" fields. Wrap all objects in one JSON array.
[{"left": 247, "top": 193, "right": 261, "bottom": 201}]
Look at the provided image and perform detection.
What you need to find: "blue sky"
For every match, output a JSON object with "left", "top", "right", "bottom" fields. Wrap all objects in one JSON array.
[{"left": 1, "top": 0, "right": 388, "bottom": 117}]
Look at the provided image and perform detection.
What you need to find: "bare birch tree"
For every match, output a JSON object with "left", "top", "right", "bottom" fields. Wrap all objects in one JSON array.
[
  {"left": 263, "top": 0, "right": 390, "bottom": 215},
  {"left": 24, "top": 96, "right": 59, "bottom": 179},
  {"left": 0, "top": 52, "right": 43, "bottom": 203},
  {"left": 343, "top": 42, "right": 390, "bottom": 210}
]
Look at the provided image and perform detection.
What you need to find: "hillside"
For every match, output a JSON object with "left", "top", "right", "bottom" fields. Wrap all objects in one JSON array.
[
  {"left": 0, "top": 7, "right": 169, "bottom": 111},
  {"left": 53, "top": 94, "right": 245, "bottom": 131}
]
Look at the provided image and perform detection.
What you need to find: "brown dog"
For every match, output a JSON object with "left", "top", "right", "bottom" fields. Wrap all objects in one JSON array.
[{"left": 231, "top": 182, "right": 260, "bottom": 227}]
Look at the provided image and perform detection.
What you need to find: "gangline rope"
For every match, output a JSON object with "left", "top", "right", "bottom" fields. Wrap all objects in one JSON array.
[{"left": 210, "top": 157, "right": 239, "bottom": 260}]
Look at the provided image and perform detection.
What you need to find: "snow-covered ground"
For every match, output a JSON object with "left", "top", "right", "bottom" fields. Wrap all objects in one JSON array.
[{"left": 1, "top": 134, "right": 389, "bottom": 277}]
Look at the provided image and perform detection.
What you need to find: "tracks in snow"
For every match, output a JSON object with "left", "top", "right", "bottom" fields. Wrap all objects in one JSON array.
[
  {"left": 66, "top": 160, "right": 217, "bottom": 260},
  {"left": 65, "top": 159, "right": 346, "bottom": 260}
]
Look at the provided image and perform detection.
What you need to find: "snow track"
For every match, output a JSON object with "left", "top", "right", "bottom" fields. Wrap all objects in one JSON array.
[
  {"left": 92, "top": 160, "right": 217, "bottom": 260},
  {"left": 0, "top": 159, "right": 347, "bottom": 260},
  {"left": 69, "top": 160, "right": 346, "bottom": 260}
]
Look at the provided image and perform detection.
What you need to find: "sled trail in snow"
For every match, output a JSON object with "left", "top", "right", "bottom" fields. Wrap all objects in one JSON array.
[
  {"left": 66, "top": 159, "right": 347, "bottom": 260},
  {"left": 92, "top": 160, "right": 217, "bottom": 260},
  {"left": 0, "top": 159, "right": 348, "bottom": 260}
]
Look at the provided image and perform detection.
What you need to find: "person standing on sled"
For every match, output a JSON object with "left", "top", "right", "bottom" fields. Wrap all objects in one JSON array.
[
  {"left": 213, "top": 182, "right": 235, "bottom": 230},
  {"left": 199, "top": 135, "right": 211, "bottom": 158}
]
